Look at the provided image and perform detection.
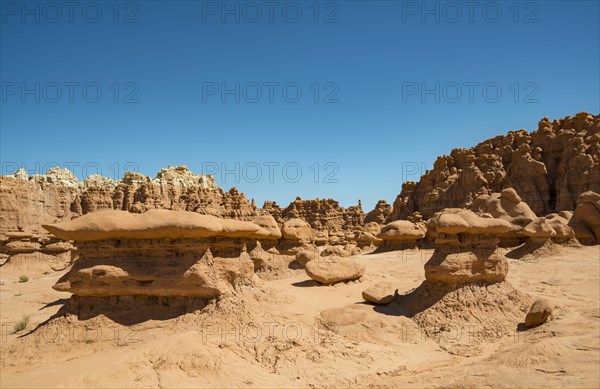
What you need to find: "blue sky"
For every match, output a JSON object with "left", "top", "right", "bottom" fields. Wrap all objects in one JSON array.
[{"left": 1, "top": 0, "right": 599, "bottom": 210}]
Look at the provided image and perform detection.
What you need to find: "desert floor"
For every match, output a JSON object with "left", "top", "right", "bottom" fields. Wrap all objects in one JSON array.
[{"left": 1, "top": 246, "right": 599, "bottom": 388}]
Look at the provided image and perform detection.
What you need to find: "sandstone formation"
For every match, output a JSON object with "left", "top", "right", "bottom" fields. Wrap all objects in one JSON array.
[
  {"left": 573, "top": 191, "right": 600, "bottom": 242},
  {"left": 362, "top": 281, "right": 396, "bottom": 305},
  {"left": 525, "top": 299, "right": 554, "bottom": 327},
  {"left": 377, "top": 220, "right": 425, "bottom": 251},
  {"left": 365, "top": 200, "right": 392, "bottom": 224},
  {"left": 281, "top": 218, "right": 315, "bottom": 242},
  {"left": 353, "top": 231, "right": 382, "bottom": 249},
  {"left": 396, "top": 208, "right": 533, "bottom": 355},
  {"left": 295, "top": 247, "right": 320, "bottom": 267},
  {"left": 389, "top": 113, "right": 600, "bottom": 221},
  {"left": 424, "top": 209, "right": 512, "bottom": 285},
  {"left": 263, "top": 197, "right": 366, "bottom": 233},
  {"left": 251, "top": 215, "right": 282, "bottom": 239},
  {"left": 522, "top": 215, "right": 575, "bottom": 243},
  {"left": 0, "top": 165, "right": 258, "bottom": 232},
  {"left": 0, "top": 230, "right": 73, "bottom": 270},
  {"left": 304, "top": 256, "right": 365, "bottom": 284},
  {"left": 44, "top": 210, "right": 264, "bottom": 307},
  {"left": 471, "top": 188, "right": 538, "bottom": 246},
  {"left": 0, "top": 166, "right": 261, "bottom": 266}
]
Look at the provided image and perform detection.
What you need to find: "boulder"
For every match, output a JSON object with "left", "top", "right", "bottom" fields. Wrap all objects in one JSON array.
[
  {"left": 378, "top": 220, "right": 425, "bottom": 241},
  {"left": 362, "top": 282, "right": 396, "bottom": 305},
  {"left": 363, "top": 222, "right": 382, "bottom": 236},
  {"left": 281, "top": 218, "right": 314, "bottom": 242},
  {"left": 525, "top": 299, "right": 553, "bottom": 327},
  {"left": 252, "top": 215, "right": 282, "bottom": 239},
  {"left": 305, "top": 257, "right": 365, "bottom": 284}
]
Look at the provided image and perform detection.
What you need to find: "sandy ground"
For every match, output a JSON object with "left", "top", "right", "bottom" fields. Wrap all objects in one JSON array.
[{"left": 0, "top": 246, "right": 599, "bottom": 388}]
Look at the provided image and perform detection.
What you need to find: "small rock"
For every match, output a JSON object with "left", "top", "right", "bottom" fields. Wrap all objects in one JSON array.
[
  {"left": 362, "top": 282, "right": 397, "bottom": 305},
  {"left": 525, "top": 299, "right": 553, "bottom": 327}
]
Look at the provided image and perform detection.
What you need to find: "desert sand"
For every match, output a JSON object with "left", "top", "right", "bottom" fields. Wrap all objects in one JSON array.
[{"left": 1, "top": 244, "right": 598, "bottom": 388}]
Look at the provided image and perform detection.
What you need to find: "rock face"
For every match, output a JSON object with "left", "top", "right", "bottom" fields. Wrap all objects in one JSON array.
[
  {"left": 574, "top": 191, "right": 600, "bottom": 242},
  {"left": 424, "top": 209, "right": 512, "bottom": 285},
  {"left": 44, "top": 210, "right": 264, "bottom": 299},
  {"left": 525, "top": 299, "right": 553, "bottom": 327},
  {"left": 388, "top": 113, "right": 600, "bottom": 221},
  {"left": 304, "top": 257, "right": 365, "bottom": 284}
]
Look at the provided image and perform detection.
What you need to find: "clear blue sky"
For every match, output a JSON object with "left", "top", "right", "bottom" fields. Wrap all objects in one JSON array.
[{"left": 1, "top": 0, "right": 599, "bottom": 210}]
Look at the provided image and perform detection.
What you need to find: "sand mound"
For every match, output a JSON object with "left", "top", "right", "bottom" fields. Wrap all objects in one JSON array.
[
  {"left": 504, "top": 239, "right": 580, "bottom": 260},
  {"left": 388, "top": 281, "right": 533, "bottom": 356}
]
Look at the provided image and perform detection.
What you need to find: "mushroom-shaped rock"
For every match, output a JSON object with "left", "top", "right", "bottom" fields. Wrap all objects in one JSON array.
[
  {"left": 574, "top": 191, "right": 600, "bottom": 240},
  {"left": 305, "top": 257, "right": 365, "bottom": 284},
  {"left": 42, "top": 210, "right": 261, "bottom": 299},
  {"left": 430, "top": 208, "right": 512, "bottom": 236},
  {"left": 471, "top": 188, "right": 537, "bottom": 234},
  {"left": 425, "top": 209, "right": 511, "bottom": 285},
  {"left": 353, "top": 231, "right": 382, "bottom": 247},
  {"left": 525, "top": 299, "right": 553, "bottom": 327},
  {"left": 522, "top": 218, "right": 557, "bottom": 240},
  {"left": 252, "top": 215, "right": 282, "bottom": 239},
  {"left": 281, "top": 218, "right": 315, "bottom": 242},
  {"left": 544, "top": 214, "right": 576, "bottom": 240},
  {"left": 43, "top": 209, "right": 271, "bottom": 241},
  {"left": 379, "top": 220, "right": 426, "bottom": 241},
  {"left": 362, "top": 282, "right": 396, "bottom": 305}
]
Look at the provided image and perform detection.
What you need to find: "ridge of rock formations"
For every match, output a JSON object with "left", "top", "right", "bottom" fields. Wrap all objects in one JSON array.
[
  {"left": 263, "top": 197, "right": 366, "bottom": 233},
  {"left": 0, "top": 165, "right": 256, "bottom": 234},
  {"left": 388, "top": 112, "right": 600, "bottom": 220}
]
